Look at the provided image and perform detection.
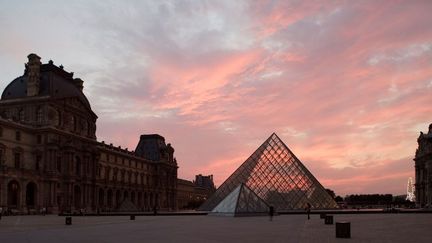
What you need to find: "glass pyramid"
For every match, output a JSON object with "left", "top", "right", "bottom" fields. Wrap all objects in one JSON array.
[
  {"left": 211, "top": 183, "right": 270, "bottom": 216},
  {"left": 200, "top": 133, "right": 338, "bottom": 211}
]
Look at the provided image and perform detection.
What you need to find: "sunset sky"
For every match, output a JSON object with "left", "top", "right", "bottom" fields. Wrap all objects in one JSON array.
[{"left": 1, "top": 0, "right": 431, "bottom": 196}]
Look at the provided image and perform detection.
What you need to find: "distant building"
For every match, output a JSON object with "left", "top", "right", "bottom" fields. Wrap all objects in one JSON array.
[
  {"left": 414, "top": 123, "right": 432, "bottom": 207},
  {"left": 195, "top": 174, "right": 216, "bottom": 192},
  {"left": 0, "top": 54, "right": 178, "bottom": 213},
  {"left": 176, "top": 174, "right": 216, "bottom": 209}
]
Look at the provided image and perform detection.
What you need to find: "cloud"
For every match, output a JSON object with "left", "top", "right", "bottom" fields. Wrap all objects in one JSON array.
[{"left": 0, "top": 0, "right": 431, "bottom": 195}]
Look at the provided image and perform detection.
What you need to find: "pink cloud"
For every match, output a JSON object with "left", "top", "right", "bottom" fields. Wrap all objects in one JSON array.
[{"left": 0, "top": 1, "right": 430, "bottom": 195}]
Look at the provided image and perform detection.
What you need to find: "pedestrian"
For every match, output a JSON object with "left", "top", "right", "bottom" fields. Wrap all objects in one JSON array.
[
  {"left": 305, "top": 203, "right": 311, "bottom": 220},
  {"left": 269, "top": 206, "right": 274, "bottom": 221}
]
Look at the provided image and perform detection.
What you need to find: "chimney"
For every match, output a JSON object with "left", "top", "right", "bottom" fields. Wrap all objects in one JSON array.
[
  {"left": 26, "top": 53, "right": 41, "bottom": 96},
  {"left": 73, "top": 78, "right": 84, "bottom": 91}
]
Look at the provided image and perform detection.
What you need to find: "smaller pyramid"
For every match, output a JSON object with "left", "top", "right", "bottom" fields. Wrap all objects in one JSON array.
[{"left": 211, "top": 183, "right": 270, "bottom": 217}]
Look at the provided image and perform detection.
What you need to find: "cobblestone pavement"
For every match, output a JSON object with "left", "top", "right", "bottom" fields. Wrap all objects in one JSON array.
[{"left": 0, "top": 214, "right": 431, "bottom": 242}]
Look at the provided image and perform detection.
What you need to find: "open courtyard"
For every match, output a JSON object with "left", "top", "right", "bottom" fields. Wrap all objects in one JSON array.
[{"left": 1, "top": 213, "right": 431, "bottom": 242}]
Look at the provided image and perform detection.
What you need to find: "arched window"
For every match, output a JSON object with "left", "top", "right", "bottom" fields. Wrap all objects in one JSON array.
[{"left": 8, "top": 180, "right": 20, "bottom": 207}]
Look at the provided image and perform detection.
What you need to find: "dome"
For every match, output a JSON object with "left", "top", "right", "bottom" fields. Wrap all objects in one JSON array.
[{"left": 1, "top": 61, "right": 91, "bottom": 109}]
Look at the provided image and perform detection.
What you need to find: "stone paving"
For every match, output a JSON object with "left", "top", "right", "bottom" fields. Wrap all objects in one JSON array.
[{"left": 0, "top": 214, "right": 431, "bottom": 242}]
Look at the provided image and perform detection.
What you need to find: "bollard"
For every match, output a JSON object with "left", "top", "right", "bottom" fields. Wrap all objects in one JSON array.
[
  {"left": 320, "top": 213, "right": 326, "bottom": 219},
  {"left": 65, "top": 216, "right": 72, "bottom": 225},
  {"left": 336, "top": 221, "right": 351, "bottom": 238},
  {"left": 324, "top": 215, "right": 333, "bottom": 225},
  {"left": 130, "top": 215, "right": 135, "bottom": 220}
]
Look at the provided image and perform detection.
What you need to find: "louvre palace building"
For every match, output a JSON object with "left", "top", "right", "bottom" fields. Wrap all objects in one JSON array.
[
  {"left": 0, "top": 54, "right": 178, "bottom": 213},
  {"left": 414, "top": 123, "right": 432, "bottom": 207}
]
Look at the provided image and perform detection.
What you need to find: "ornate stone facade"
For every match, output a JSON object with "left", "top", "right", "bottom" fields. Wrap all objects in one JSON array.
[
  {"left": 177, "top": 174, "right": 215, "bottom": 209},
  {"left": 414, "top": 123, "right": 432, "bottom": 207},
  {"left": 0, "top": 54, "right": 177, "bottom": 213}
]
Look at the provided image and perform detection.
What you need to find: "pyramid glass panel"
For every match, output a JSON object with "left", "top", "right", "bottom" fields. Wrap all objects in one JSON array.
[
  {"left": 211, "top": 183, "right": 269, "bottom": 216},
  {"left": 200, "top": 133, "right": 338, "bottom": 211}
]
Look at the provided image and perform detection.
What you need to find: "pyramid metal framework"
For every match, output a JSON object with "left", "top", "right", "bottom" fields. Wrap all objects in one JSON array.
[
  {"left": 200, "top": 133, "right": 338, "bottom": 211},
  {"left": 211, "top": 183, "right": 270, "bottom": 216}
]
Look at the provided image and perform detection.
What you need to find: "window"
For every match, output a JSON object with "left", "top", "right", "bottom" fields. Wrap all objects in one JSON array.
[
  {"left": 105, "top": 167, "right": 110, "bottom": 180},
  {"left": 113, "top": 168, "right": 118, "bottom": 181},
  {"left": 14, "top": 152, "right": 20, "bottom": 169},
  {"left": 57, "top": 157, "right": 62, "bottom": 173},
  {"left": 86, "top": 157, "right": 90, "bottom": 175},
  {"left": 0, "top": 148, "right": 4, "bottom": 164},
  {"left": 76, "top": 157, "right": 81, "bottom": 176},
  {"left": 36, "top": 107, "right": 43, "bottom": 123},
  {"left": 58, "top": 111, "right": 62, "bottom": 126},
  {"left": 71, "top": 115, "right": 75, "bottom": 131},
  {"left": 37, "top": 135, "right": 42, "bottom": 144},
  {"left": 15, "top": 131, "right": 21, "bottom": 141},
  {"left": 19, "top": 109, "right": 24, "bottom": 121},
  {"left": 36, "top": 155, "right": 41, "bottom": 170}
]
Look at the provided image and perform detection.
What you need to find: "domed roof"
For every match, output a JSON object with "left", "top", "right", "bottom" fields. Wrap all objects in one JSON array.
[{"left": 1, "top": 61, "right": 91, "bottom": 110}]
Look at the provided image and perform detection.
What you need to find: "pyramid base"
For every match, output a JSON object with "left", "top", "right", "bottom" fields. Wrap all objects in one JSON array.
[{"left": 209, "top": 212, "right": 270, "bottom": 217}]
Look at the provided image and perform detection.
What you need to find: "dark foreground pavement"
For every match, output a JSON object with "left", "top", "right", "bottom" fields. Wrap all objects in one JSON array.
[{"left": 1, "top": 214, "right": 431, "bottom": 242}]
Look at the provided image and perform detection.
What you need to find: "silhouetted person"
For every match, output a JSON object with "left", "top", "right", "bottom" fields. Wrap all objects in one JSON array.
[
  {"left": 305, "top": 203, "right": 311, "bottom": 220},
  {"left": 153, "top": 205, "right": 158, "bottom": 215},
  {"left": 269, "top": 206, "right": 274, "bottom": 221}
]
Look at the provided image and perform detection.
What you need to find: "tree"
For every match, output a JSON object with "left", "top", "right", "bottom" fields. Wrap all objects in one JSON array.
[{"left": 325, "top": 188, "right": 336, "bottom": 199}]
